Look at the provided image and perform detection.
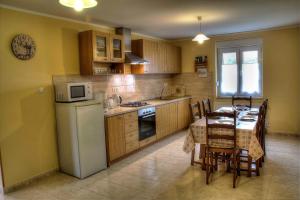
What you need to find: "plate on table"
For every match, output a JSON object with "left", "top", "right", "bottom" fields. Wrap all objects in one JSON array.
[
  {"left": 247, "top": 110, "right": 259, "bottom": 115},
  {"left": 209, "top": 116, "right": 222, "bottom": 120},
  {"left": 216, "top": 108, "right": 233, "bottom": 113},
  {"left": 216, "top": 119, "right": 234, "bottom": 124},
  {"left": 239, "top": 115, "right": 256, "bottom": 122},
  {"left": 234, "top": 106, "right": 250, "bottom": 111}
]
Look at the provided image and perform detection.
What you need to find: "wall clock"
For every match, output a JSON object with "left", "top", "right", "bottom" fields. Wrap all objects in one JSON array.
[{"left": 11, "top": 34, "right": 36, "bottom": 60}]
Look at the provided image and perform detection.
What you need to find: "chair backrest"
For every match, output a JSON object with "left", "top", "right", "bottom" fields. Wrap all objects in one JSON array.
[
  {"left": 205, "top": 111, "right": 237, "bottom": 148},
  {"left": 260, "top": 99, "right": 268, "bottom": 131},
  {"left": 262, "top": 99, "right": 268, "bottom": 120},
  {"left": 202, "top": 98, "right": 212, "bottom": 116},
  {"left": 232, "top": 96, "right": 252, "bottom": 108},
  {"left": 256, "top": 104, "right": 265, "bottom": 140},
  {"left": 189, "top": 102, "right": 202, "bottom": 122}
]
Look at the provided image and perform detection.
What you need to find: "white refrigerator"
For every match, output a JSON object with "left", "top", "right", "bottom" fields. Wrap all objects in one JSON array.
[{"left": 55, "top": 98, "right": 107, "bottom": 179}]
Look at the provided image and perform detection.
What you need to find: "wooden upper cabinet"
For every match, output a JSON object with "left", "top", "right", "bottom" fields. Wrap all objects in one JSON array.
[
  {"left": 144, "top": 40, "right": 158, "bottom": 73},
  {"left": 78, "top": 30, "right": 125, "bottom": 75},
  {"left": 166, "top": 44, "right": 181, "bottom": 73},
  {"left": 93, "top": 31, "right": 110, "bottom": 62},
  {"left": 110, "top": 34, "right": 125, "bottom": 62},
  {"left": 157, "top": 42, "right": 167, "bottom": 73},
  {"left": 132, "top": 39, "right": 181, "bottom": 74}
]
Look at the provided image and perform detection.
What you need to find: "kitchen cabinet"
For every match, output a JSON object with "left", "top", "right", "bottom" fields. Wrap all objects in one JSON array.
[
  {"left": 169, "top": 102, "right": 178, "bottom": 133},
  {"left": 105, "top": 98, "right": 190, "bottom": 164},
  {"left": 93, "top": 31, "right": 110, "bottom": 62},
  {"left": 156, "top": 102, "right": 178, "bottom": 139},
  {"left": 106, "top": 111, "right": 139, "bottom": 162},
  {"left": 123, "top": 112, "right": 139, "bottom": 153},
  {"left": 177, "top": 99, "right": 191, "bottom": 130},
  {"left": 156, "top": 104, "right": 169, "bottom": 139},
  {"left": 166, "top": 44, "right": 181, "bottom": 73},
  {"left": 110, "top": 34, "right": 125, "bottom": 62},
  {"left": 131, "top": 39, "right": 181, "bottom": 74},
  {"left": 106, "top": 115, "right": 126, "bottom": 161},
  {"left": 79, "top": 30, "right": 125, "bottom": 75}
]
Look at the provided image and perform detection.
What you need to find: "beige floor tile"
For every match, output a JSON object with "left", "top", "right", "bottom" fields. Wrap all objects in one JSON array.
[{"left": 2, "top": 131, "right": 300, "bottom": 200}]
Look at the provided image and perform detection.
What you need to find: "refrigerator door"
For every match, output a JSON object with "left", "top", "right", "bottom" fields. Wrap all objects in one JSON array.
[{"left": 76, "top": 103, "right": 107, "bottom": 178}]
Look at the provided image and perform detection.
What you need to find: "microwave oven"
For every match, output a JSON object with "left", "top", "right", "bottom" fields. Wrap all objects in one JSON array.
[{"left": 55, "top": 82, "right": 93, "bottom": 102}]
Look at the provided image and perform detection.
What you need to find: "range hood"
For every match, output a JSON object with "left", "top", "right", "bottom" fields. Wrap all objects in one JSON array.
[{"left": 115, "top": 27, "right": 149, "bottom": 65}]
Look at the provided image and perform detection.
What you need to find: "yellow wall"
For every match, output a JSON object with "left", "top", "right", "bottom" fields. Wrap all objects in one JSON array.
[
  {"left": 0, "top": 7, "right": 138, "bottom": 188},
  {"left": 173, "top": 27, "right": 300, "bottom": 135},
  {"left": 0, "top": 6, "right": 299, "bottom": 189}
]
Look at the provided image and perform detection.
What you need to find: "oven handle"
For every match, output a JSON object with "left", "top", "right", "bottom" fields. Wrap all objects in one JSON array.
[{"left": 140, "top": 113, "right": 156, "bottom": 119}]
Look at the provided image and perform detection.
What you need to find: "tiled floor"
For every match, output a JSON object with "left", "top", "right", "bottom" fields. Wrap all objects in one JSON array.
[{"left": 2, "top": 131, "right": 300, "bottom": 200}]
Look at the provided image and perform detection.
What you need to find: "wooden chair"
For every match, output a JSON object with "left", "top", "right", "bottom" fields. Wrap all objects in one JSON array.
[
  {"left": 240, "top": 104, "right": 265, "bottom": 177},
  {"left": 232, "top": 96, "right": 252, "bottom": 108},
  {"left": 189, "top": 102, "right": 206, "bottom": 167},
  {"left": 205, "top": 111, "right": 240, "bottom": 188},
  {"left": 189, "top": 102, "right": 202, "bottom": 122},
  {"left": 250, "top": 104, "right": 265, "bottom": 175},
  {"left": 202, "top": 98, "right": 212, "bottom": 116},
  {"left": 261, "top": 99, "right": 268, "bottom": 161}
]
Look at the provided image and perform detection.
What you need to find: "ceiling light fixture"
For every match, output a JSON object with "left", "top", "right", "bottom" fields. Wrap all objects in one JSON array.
[
  {"left": 59, "top": 0, "right": 98, "bottom": 12},
  {"left": 192, "top": 16, "right": 210, "bottom": 44}
]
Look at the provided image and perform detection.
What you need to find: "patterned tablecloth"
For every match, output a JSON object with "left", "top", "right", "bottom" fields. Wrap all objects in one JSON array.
[{"left": 183, "top": 107, "right": 264, "bottom": 161}]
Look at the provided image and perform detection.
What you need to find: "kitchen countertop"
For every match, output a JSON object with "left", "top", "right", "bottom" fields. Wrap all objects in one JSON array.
[{"left": 104, "top": 96, "right": 192, "bottom": 117}]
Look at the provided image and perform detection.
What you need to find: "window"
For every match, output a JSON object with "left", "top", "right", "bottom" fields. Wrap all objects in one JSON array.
[{"left": 216, "top": 39, "right": 263, "bottom": 98}]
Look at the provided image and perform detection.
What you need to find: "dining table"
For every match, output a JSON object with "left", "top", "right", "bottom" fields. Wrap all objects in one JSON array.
[{"left": 183, "top": 106, "right": 264, "bottom": 161}]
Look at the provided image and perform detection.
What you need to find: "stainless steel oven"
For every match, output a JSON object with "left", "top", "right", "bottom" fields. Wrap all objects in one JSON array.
[{"left": 138, "top": 107, "right": 156, "bottom": 141}]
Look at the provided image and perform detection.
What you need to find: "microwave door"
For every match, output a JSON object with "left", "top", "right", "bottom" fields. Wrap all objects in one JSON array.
[{"left": 70, "top": 85, "right": 86, "bottom": 101}]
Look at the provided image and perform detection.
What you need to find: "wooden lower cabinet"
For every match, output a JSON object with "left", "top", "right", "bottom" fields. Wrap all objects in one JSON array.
[
  {"left": 156, "top": 101, "right": 179, "bottom": 139},
  {"left": 106, "top": 111, "right": 139, "bottom": 162},
  {"left": 106, "top": 99, "right": 190, "bottom": 163},
  {"left": 156, "top": 105, "right": 168, "bottom": 139},
  {"left": 177, "top": 99, "right": 191, "bottom": 130},
  {"left": 169, "top": 102, "right": 178, "bottom": 133},
  {"left": 125, "top": 130, "right": 139, "bottom": 153},
  {"left": 106, "top": 115, "right": 126, "bottom": 161}
]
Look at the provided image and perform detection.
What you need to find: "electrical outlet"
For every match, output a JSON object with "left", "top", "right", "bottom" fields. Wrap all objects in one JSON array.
[{"left": 112, "top": 87, "right": 119, "bottom": 93}]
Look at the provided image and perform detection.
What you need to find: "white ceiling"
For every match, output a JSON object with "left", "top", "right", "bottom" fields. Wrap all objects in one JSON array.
[{"left": 1, "top": 0, "right": 299, "bottom": 39}]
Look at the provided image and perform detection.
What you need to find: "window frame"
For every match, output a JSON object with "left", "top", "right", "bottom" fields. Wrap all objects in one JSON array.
[{"left": 216, "top": 38, "right": 263, "bottom": 98}]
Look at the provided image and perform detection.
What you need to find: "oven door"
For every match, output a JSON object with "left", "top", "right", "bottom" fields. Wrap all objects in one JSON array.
[{"left": 138, "top": 113, "right": 156, "bottom": 141}]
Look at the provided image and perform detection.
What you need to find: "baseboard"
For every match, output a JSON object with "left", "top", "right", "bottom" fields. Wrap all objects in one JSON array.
[
  {"left": 267, "top": 131, "right": 300, "bottom": 137},
  {"left": 4, "top": 168, "right": 59, "bottom": 193}
]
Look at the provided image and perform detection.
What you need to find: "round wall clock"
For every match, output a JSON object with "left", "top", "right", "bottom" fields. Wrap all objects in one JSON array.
[{"left": 11, "top": 34, "right": 36, "bottom": 60}]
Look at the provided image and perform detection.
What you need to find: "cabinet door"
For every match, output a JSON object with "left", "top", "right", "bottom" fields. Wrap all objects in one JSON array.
[
  {"left": 93, "top": 32, "right": 110, "bottom": 62},
  {"left": 157, "top": 42, "right": 167, "bottom": 73},
  {"left": 110, "top": 34, "right": 125, "bottom": 63},
  {"left": 156, "top": 104, "right": 173, "bottom": 138},
  {"left": 155, "top": 106, "right": 165, "bottom": 139},
  {"left": 175, "top": 47, "right": 181, "bottom": 73},
  {"left": 177, "top": 99, "right": 191, "bottom": 130},
  {"left": 143, "top": 40, "right": 158, "bottom": 73},
  {"left": 107, "top": 115, "right": 125, "bottom": 161},
  {"left": 169, "top": 103, "right": 178, "bottom": 134}
]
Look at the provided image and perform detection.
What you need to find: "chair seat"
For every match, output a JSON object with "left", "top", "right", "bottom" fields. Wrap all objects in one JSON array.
[
  {"left": 206, "top": 146, "right": 240, "bottom": 154},
  {"left": 208, "top": 143, "right": 234, "bottom": 149}
]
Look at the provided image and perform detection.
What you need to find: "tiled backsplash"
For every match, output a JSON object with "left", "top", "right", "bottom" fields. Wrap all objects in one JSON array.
[
  {"left": 173, "top": 72, "right": 213, "bottom": 104},
  {"left": 52, "top": 72, "right": 213, "bottom": 104},
  {"left": 52, "top": 74, "right": 174, "bottom": 102}
]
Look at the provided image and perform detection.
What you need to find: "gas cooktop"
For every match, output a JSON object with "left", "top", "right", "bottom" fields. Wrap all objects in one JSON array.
[{"left": 120, "top": 101, "right": 149, "bottom": 107}]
